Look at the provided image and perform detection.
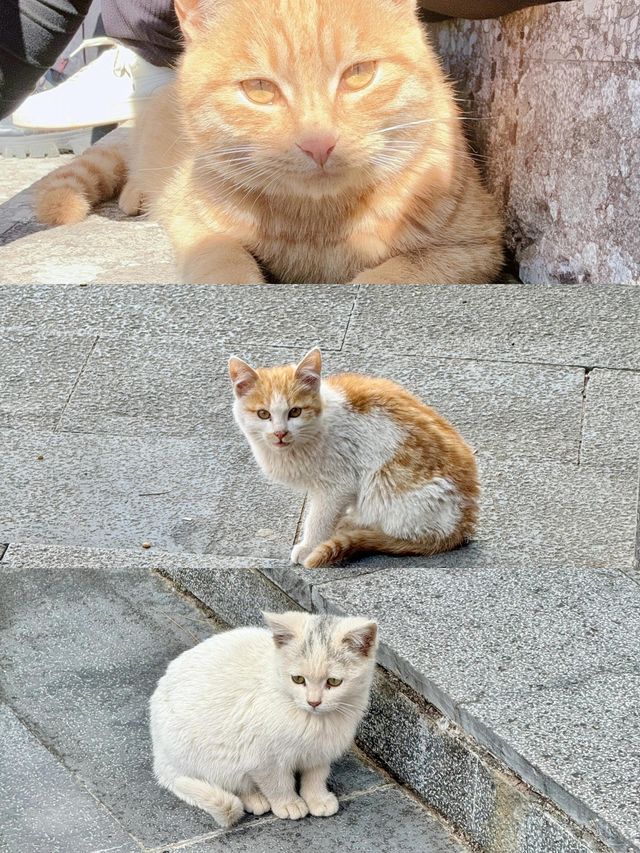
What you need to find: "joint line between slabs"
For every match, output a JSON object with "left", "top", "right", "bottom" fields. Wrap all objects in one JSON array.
[{"left": 55, "top": 333, "right": 100, "bottom": 433}]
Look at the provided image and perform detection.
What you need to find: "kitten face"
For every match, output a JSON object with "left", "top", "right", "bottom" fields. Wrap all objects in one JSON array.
[
  {"left": 263, "top": 612, "right": 378, "bottom": 715},
  {"left": 178, "top": 0, "right": 435, "bottom": 197},
  {"left": 229, "top": 349, "right": 323, "bottom": 452}
]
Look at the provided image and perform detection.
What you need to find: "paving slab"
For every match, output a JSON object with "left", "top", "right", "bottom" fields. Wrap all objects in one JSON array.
[
  {"left": 0, "top": 704, "right": 140, "bottom": 853},
  {"left": 580, "top": 368, "right": 640, "bottom": 469},
  {"left": 0, "top": 544, "right": 460, "bottom": 853},
  {"left": 0, "top": 283, "right": 357, "bottom": 350},
  {"left": 310, "top": 563, "right": 640, "bottom": 850},
  {"left": 343, "top": 285, "right": 640, "bottom": 369},
  {"left": 0, "top": 332, "right": 96, "bottom": 430},
  {"left": 168, "top": 786, "right": 467, "bottom": 853},
  {"left": 0, "top": 429, "right": 302, "bottom": 557},
  {"left": 53, "top": 334, "right": 585, "bottom": 462}
]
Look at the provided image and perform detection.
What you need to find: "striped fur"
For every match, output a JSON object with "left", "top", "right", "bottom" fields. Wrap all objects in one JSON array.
[{"left": 36, "top": 0, "right": 503, "bottom": 284}]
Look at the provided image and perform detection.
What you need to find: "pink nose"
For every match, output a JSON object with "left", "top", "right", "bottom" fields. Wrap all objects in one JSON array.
[
  {"left": 297, "top": 133, "right": 337, "bottom": 168},
  {"left": 308, "top": 699, "right": 322, "bottom": 708},
  {"left": 274, "top": 431, "right": 288, "bottom": 439}
]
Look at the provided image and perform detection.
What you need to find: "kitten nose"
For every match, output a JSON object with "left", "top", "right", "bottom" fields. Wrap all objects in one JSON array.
[
  {"left": 308, "top": 699, "right": 322, "bottom": 708},
  {"left": 297, "top": 133, "right": 337, "bottom": 168},
  {"left": 274, "top": 430, "right": 288, "bottom": 439}
]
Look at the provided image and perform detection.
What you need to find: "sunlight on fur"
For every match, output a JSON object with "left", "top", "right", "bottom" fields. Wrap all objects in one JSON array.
[{"left": 35, "top": 0, "right": 503, "bottom": 284}]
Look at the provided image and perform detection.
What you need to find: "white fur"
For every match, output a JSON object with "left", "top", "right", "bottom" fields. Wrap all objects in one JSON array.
[
  {"left": 231, "top": 355, "right": 463, "bottom": 565},
  {"left": 150, "top": 612, "right": 378, "bottom": 827}
]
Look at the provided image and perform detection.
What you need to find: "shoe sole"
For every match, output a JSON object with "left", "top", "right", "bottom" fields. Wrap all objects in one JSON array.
[{"left": 0, "top": 126, "right": 117, "bottom": 159}]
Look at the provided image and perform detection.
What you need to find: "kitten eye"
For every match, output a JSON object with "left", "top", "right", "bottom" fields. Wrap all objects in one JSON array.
[
  {"left": 288, "top": 407, "right": 302, "bottom": 419},
  {"left": 257, "top": 409, "right": 271, "bottom": 420},
  {"left": 242, "top": 79, "right": 279, "bottom": 105},
  {"left": 341, "top": 61, "right": 377, "bottom": 92},
  {"left": 291, "top": 675, "right": 306, "bottom": 685},
  {"left": 327, "top": 677, "right": 343, "bottom": 688}
]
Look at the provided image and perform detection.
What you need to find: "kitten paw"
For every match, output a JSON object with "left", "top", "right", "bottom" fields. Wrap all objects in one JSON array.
[
  {"left": 271, "top": 796, "right": 309, "bottom": 820},
  {"left": 118, "top": 181, "right": 144, "bottom": 216},
  {"left": 304, "top": 792, "right": 339, "bottom": 817},
  {"left": 290, "top": 542, "right": 312, "bottom": 565},
  {"left": 241, "top": 791, "right": 271, "bottom": 815}
]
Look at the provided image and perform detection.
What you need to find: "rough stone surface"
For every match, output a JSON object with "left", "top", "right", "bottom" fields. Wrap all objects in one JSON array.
[
  {"left": 311, "top": 564, "right": 640, "bottom": 850},
  {"left": 0, "top": 283, "right": 357, "bottom": 350},
  {"left": 429, "top": 1, "right": 639, "bottom": 284},
  {"left": 344, "top": 285, "right": 640, "bottom": 369},
  {"left": 580, "top": 368, "right": 640, "bottom": 469},
  {"left": 0, "top": 429, "right": 302, "bottom": 557},
  {"left": 0, "top": 704, "right": 140, "bottom": 853},
  {"left": 0, "top": 332, "right": 96, "bottom": 430}
]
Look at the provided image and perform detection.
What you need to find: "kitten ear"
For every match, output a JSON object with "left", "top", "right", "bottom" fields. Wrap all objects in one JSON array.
[
  {"left": 294, "top": 348, "right": 322, "bottom": 391},
  {"left": 174, "top": 0, "right": 204, "bottom": 39},
  {"left": 340, "top": 619, "right": 379, "bottom": 658},
  {"left": 262, "top": 611, "right": 305, "bottom": 648},
  {"left": 228, "top": 357, "right": 258, "bottom": 398}
]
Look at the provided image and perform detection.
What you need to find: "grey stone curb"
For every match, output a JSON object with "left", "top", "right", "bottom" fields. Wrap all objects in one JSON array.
[{"left": 159, "top": 556, "right": 630, "bottom": 853}]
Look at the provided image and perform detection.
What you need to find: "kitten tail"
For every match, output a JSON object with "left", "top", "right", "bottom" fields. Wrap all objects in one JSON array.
[
  {"left": 171, "top": 776, "right": 245, "bottom": 828},
  {"left": 304, "top": 527, "right": 465, "bottom": 568},
  {"left": 36, "top": 143, "right": 128, "bottom": 226}
]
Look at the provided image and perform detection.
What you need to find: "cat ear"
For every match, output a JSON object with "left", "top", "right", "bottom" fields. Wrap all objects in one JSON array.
[
  {"left": 262, "top": 611, "right": 305, "bottom": 648},
  {"left": 294, "top": 348, "right": 322, "bottom": 391},
  {"left": 174, "top": 0, "right": 203, "bottom": 39},
  {"left": 340, "top": 619, "right": 379, "bottom": 658},
  {"left": 228, "top": 357, "right": 258, "bottom": 398}
]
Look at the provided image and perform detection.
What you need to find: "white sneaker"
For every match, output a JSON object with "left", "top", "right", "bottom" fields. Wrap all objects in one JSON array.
[{"left": 12, "top": 37, "right": 175, "bottom": 130}]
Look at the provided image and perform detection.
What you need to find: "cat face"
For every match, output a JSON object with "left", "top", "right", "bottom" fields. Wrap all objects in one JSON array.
[
  {"left": 263, "top": 611, "right": 378, "bottom": 715},
  {"left": 176, "top": 0, "right": 439, "bottom": 197},
  {"left": 229, "top": 348, "right": 323, "bottom": 451}
]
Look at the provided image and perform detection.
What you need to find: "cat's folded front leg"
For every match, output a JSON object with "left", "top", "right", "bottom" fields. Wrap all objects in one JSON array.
[
  {"left": 291, "top": 492, "right": 351, "bottom": 566},
  {"left": 250, "top": 769, "right": 308, "bottom": 820},
  {"left": 177, "top": 234, "right": 266, "bottom": 285},
  {"left": 351, "top": 243, "right": 502, "bottom": 285},
  {"left": 300, "top": 764, "right": 339, "bottom": 817}
]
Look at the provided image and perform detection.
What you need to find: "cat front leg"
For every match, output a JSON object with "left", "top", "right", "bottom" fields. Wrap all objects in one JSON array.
[
  {"left": 291, "top": 492, "right": 350, "bottom": 565},
  {"left": 300, "top": 764, "right": 339, "bottom": 817},
  {"left": 177, "top": 234, "right": 266, "bottom": 285},
  {"left": 250, "top": 769, "right": 308, "bottom": 820},
  {"left": 350, "top": 242, "right": 503, "bottom": 285}
]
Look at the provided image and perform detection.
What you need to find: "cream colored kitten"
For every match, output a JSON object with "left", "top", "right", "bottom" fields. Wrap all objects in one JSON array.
[
  {"left": 229, "top": 348, "right": 479, "bottom": 568},
  {"left": 149, "top": 611, "right": 378, "bottom": 827}
]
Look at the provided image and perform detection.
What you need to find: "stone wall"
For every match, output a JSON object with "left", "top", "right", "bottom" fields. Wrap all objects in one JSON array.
[{"left": 426, "top": 0, "right": 639, "bottom": 284}]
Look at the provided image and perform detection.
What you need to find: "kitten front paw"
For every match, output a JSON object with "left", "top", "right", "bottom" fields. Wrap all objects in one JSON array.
[
  {"left": 271, "top": 796, "right": 309, "bottom": 820},
  {"left": 290, "top": 542, "right": 312, "bottom": 565},
  {"left": 241, "top": 791, "right": 271, "bottom": 815},
  {"left": 304, "top": 792, "right": 339, "bottom": 817}
]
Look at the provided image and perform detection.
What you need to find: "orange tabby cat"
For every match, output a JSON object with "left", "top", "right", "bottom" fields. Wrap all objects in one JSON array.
[
  {"left": 37, "top": 0, "right": 503, "bottom": 284},
  {"left": 230, "top": 348, "right": 479, "bottom": 568}
]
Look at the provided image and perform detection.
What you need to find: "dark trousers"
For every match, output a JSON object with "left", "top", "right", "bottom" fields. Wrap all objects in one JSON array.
[{"left": 0, "top": 0, "right": 567, "bottom": 120}]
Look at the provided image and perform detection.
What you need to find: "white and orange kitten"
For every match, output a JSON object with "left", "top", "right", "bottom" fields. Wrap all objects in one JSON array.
[
  {"left": 229, "top": 348, "right": 479, "bottom": 568},
  {"left": 150, "top": 611, "right": 378, "bottom": 827}
]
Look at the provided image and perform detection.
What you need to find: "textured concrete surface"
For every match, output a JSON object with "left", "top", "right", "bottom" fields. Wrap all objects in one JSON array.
[
  {"left": 430, "top": 0, "right": 639, "bottom": 284},
  {"left": 0, "top": 546, "right": 465, "bottom": 853}
]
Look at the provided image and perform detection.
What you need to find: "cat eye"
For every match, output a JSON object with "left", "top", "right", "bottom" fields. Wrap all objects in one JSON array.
[
  {"left": 341, "top": 61, "right": 377, "bottom": 92},
  {"left": 291, "top": 675, "right": 306, "bottom": 684},
  {"left": 242, "top": 79, "right": 279, "bottom": 105},
  {"left": 326, "top": 677, "right": 343, "bottom": 688},
  {"left": 257, "top": 409, "right": 271, "bottom": 420},
  {"left": 288, "top": 407, "right": 302, "bottom": 419}
]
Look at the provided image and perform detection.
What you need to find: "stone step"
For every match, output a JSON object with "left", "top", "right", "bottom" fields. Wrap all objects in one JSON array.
[
  {"left": 0, "top": 543, "right": 468, "bottom": 853},
  {"left": 3, "top": 543, "right": 636, "bottom": 853}
]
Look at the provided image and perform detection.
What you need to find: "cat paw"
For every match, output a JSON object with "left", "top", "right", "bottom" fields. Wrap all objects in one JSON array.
[
  {"left": 118, "top": 182, "right": 144, "bottom": 216},
  {"left": 271, "top": 796, "right": 309, "bottom": 820},
  {"left": 241, "top": 791, "right": 271, "bottom": 815},
  {"left": 290, "top": 542, "right": 312, "bottom": 565},
  {"left": 304, "top": 792, "right": 339, "bottom": 817}
]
